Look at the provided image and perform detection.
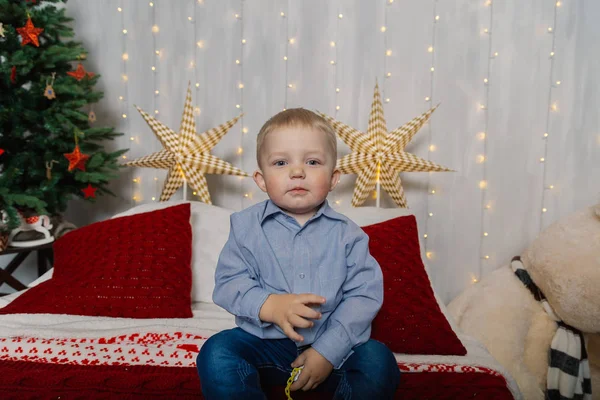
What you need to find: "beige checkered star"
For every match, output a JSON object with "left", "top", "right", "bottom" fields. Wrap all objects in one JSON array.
[
  {"left": 125, "top": 84, "right": 249, "bottom": 203},
  {"left": 322, "top": 82, "right": 452, "bottom": 208}
]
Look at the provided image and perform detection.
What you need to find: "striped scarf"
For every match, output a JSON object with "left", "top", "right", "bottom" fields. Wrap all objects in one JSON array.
[{"left": 511, "top": 256, "right": 592, "bottom": 400}]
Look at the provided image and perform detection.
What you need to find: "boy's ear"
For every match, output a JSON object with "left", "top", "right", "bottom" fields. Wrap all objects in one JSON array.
[
  {"left": 329, "top": 168, "right": 341, "bottom": 191},
  {"left": 253, "top": 169, "right": 268, "bottom": 193}
]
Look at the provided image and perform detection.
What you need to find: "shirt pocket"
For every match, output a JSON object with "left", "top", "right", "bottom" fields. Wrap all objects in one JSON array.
[{"left": 317, "top": 271, "right": 345, "bottom": 313}]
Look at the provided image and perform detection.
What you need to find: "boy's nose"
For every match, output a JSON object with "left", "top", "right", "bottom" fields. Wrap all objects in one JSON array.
[{"left": 289, "top": 166, "right": 305, "bottom": 178}]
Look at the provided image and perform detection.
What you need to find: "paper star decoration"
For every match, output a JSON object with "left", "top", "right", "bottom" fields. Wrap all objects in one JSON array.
[
  {"left": 125, "top": 84, "right": 250, "bottom": 203},
  {"left": 16, "top": 16, "right": 43, "bottom": 47},
  {"left": 64, "top": 145, "right": 89, "bottom": 172},
  {"left": 67, "top": 63, "right": 94, "bottom": 81},
  {"left": 0, "top": 23, "right": 5, "bottom": 38},
  {"left": 322, "top": 83, "right": 452, "bottom": 208},
  {"left": 82, "top": 184, "right": 97, "bottom": 199}
]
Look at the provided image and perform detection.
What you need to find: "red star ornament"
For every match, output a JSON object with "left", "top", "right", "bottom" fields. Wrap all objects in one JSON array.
[
  {"left": 82, "top": 184, "right": 97, "bottom": 199},
  {"left": 64, "top": 145, "right": 90, "bottom": 171},
  {"left": 17, "top": 17, "right": 44, "bottom": 47},
  {"left": 67, "top": 63, "right": 94, "bottom": 81}
]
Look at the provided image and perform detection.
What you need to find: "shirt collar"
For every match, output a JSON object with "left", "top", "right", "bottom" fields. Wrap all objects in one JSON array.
[{"left": 260, "top": 199, "right": 344, "bottom": 225}]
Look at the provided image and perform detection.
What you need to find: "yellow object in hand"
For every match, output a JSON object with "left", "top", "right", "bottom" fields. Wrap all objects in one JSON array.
[{"left": 285, "top": 366, "right": 304, "bottom": 400}]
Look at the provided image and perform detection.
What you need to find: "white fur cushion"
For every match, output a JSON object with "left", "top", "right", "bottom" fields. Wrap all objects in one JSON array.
[{"left": 112, "top": 201, "right": 233, "bottom": 304}]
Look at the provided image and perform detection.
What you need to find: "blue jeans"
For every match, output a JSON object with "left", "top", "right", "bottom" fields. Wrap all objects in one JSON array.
[{"left": 197, "top": 328, "right": 400, "bottom": 400}]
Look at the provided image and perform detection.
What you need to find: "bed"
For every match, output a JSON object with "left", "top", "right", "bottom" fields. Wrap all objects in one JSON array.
[{"left": 0, "top": 201, "right": 522, "bottom": 399}]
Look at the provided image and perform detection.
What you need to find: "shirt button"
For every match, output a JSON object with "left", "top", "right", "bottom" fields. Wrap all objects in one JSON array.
[{"left": 299, "top": 273, "right": 305, "bottom": 279}]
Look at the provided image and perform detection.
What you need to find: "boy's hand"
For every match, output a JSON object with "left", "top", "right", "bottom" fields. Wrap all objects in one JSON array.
[
  {"left": 259, "top": 293, "right": 325, "bottom": 342},
  {"left": 289, "top": 348, "right": 333, "bottom": 392}
]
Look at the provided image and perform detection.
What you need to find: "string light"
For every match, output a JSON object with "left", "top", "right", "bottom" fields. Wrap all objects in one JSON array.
[
  {"left": 332, "top": 5, "right": 341, "bottom": 207},
  {"left": 151, "top": 0, "right": 160, "bottom": 204},
  {"left": 238, "top": 0, "right": 246, "bottom": 206},
  {"left": 477, "top": 0, "right": 495, "bottom": 282},
  {"left": 423, "top": 0, "right": 438, "bottom": 266},
  {"left": 283, "top": 2, "right": 292, "bottom": 117},
  {"left": 118, "top": 2, "right": 133, "bottom": 206},
  {"left": 540, "top": 1, "right": 561, "bottom": 230}
]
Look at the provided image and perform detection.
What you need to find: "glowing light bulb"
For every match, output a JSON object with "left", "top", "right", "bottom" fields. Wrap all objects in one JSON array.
[
  {"left": 544, "top": 132, "right": 549, "bottom": 138},
  {"left": 239, "top": 83, "right": 244, "bottom": 89},
  {"left": 122, "top": 53, "right": 129, "bottom": 61},
  {"left": 429, "top": 144, "right": 436, "bottom": 152},
  {"left": 381, "top": 26, "right": 387, "bottom": 32},
  {"left": 330, "top": 41, "right": 336, "bottom": 47},
  {"left": 289, "top": 38, "right": 295, "bottom": 44},
  {"left": 542, "top": 208, "right": 547, "bottom": 213},
  {"left": 152, "top": 25, "right": 159, "bottom": 33},
  {"left": 423, "top": 234, "right": 428, "bottom": 238},
  {"left": 338, "top": 13, "right": 343, "bottom": 19},
  {"left": 478, "top": 132, "right": 486, "bottom": 140},
  {"left": 122, "top": 29, "right": 127, "bottom": 34},
  {"left": 386, "top": 49, "right": 392, "bottom": 56},
  {"left": 429, "top": 212, "right": 434, "bottom": 217},
  {"left": 197, "top": 41, "right": 204, "bottom": 48},
  {"left": 479, "top": 180, "right": 487, "bottom": 189},
  {"left": 118, "top": 7, "right": 122, "bottom": 12},
  {"left": 122, "top": 114, "right": 127, "bottom": 119},
  {"left": 540, "top": 157, "right": 545, "bottom": 162},
  {"left": 428, "top": 46, "right": 433, "bottom": 53},
  {"left": 386, "top": 72, "right": 391, "bottom": 77}
]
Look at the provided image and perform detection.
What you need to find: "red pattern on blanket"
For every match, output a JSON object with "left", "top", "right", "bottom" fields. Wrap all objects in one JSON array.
[
  {"left": 0, "top": 331, "right": 516, "bottom": 399},
  {"left": 0, "top": 332, "right": 206, "bottom": 367}
]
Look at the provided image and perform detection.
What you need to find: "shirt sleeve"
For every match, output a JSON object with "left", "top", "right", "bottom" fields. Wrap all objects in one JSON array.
[
  {"left": 311, "top": 224, "right": 384, "bottom": 368},
  {"left": 212, "top": 214, "right": 273, "bottom": 328}
]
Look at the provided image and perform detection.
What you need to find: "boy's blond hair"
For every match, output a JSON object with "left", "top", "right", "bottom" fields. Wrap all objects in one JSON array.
[{"left": 256, "top": 108, "right": 337, "bottom": 169}]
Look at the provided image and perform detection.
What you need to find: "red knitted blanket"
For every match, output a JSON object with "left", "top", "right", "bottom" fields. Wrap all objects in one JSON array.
[{"left": 0, "top": 360, "right": 516, "bottom": 400}]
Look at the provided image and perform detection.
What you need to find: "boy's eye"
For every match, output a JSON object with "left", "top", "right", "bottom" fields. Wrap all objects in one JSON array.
[
  {"left": 307, "top": 160, "right": 320, "bottom": 165},
  {"left": 273, "top": 160, "right": 286, "bottom": 166}
]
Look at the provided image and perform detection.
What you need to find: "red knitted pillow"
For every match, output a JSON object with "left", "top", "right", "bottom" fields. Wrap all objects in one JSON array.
[
  {"left": 0, "top": 204, "right": 193, "bottom": 319},
  {"left": 364, "top": 215, "right": 467, "bottom": 355}
]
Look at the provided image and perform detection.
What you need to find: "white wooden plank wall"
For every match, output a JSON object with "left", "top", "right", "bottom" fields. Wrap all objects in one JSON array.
[{"left": 53, "top": 0, "right": 599, "bottom": 303}]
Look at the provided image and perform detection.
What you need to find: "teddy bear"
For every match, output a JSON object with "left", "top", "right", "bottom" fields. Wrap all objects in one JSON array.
[{"left": 447, "top": 202, "right": 600, "bottom": 400}]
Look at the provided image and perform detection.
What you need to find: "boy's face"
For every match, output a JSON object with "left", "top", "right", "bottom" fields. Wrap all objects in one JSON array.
[{"left": 253, "top": 126, "right": 340, "bottom": 219}]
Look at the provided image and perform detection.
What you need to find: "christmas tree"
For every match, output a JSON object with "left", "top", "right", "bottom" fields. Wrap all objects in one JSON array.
[{"left": 0, "top": 0, "right": 126, "bottom": 231}]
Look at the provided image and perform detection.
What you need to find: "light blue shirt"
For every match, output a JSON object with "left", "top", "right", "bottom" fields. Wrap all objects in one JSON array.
[{"left": 213, "top": 199, "right": 383, "bottom": 368}]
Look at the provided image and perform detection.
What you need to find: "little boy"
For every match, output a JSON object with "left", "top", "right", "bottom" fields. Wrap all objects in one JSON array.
[{"left": 197, "top": 108, "right": 400, "bottom": 399}]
